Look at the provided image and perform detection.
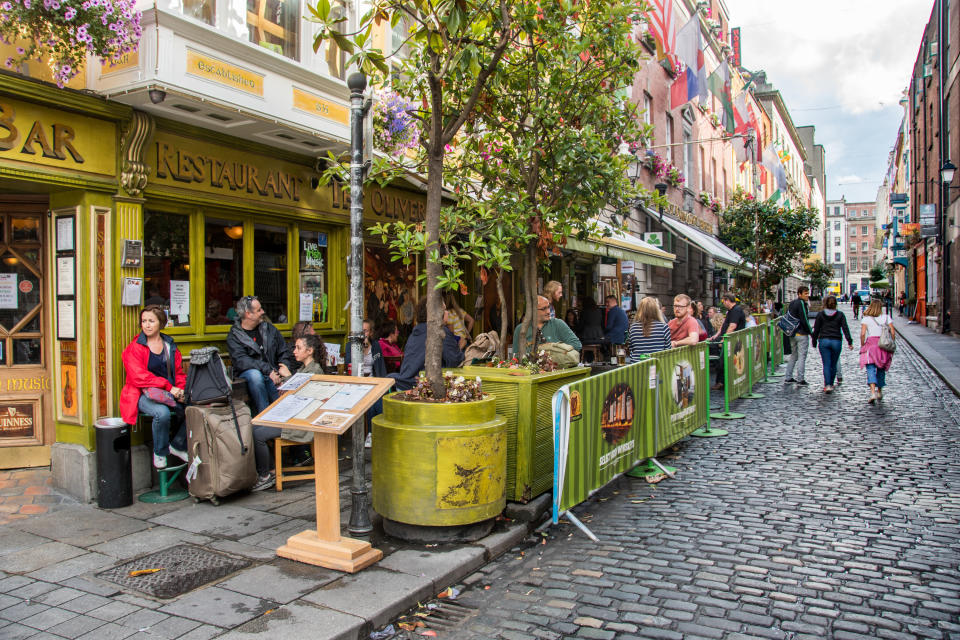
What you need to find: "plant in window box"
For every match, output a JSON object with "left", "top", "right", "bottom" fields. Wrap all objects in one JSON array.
[
  {"left": 710, "top": 196, "right": 721, "bottom": 212},
  {"left": 0, "top": 0, "right": 142, "bottom": 88},
  {"left": 698, "top": 191, "right": 712, "bottom": 207},
  {"left": 710, "top": 113, "right": 721, "bottom": 128},
  {"left": 665, "top": 165, "right": 685, "bottom": 188}
]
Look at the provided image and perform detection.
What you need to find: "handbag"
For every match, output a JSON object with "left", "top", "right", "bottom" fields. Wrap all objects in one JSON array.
[
  {"left": 878, "top": 319, "right": 896, "bottom": 353},
  {"left": 777, "top": 310, "right": 800, "bottom": 337},
  {"left": 143, "top": 387, "right": 177, "bottom": 408}
]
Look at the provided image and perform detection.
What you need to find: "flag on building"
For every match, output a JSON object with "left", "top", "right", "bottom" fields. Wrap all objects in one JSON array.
[
  {"left": 646, "top": 0, "right": 677, "bottom": 63},
  {"left": 708, "top": 61, "right": 734, "bottom": 132},
  {"left": 670, "top": 16, "right": 706, "bottom": 107}
]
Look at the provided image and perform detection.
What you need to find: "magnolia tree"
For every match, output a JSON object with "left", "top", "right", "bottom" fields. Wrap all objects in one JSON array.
[
  {"left": 718, "top": 189, "right": 819, "bottom": 304},
  {"left": 1, "top": 0, "right": 141, "bottom": 87},
  {"left": 311, "top": 0, "right": 654, "bottom": 396}
]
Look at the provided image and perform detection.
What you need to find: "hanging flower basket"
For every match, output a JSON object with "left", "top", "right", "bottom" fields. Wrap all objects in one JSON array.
[
  {"left": 665, "top": 165, "right": 685, "bottom": 188},
  {"left": 372, "top": 91, "right": 420, "bottom": 158},
  {"left": 1, "top": 0, "right": 142, "bottom": 88}
]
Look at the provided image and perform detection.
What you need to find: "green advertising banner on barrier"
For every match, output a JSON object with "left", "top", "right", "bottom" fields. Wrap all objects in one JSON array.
[
  {"left": 724, "top": 328, "right": 752, "bottom": 401},
  {"left": 656, "top": 343, "right": 710, "bottom": 450},
  {"left": 750, "top": 325, "right": 767, "bottom": 383},
  {"left": 770, "top": 322, "right": 784, "bottom": 369},
  {"left": 553, "top": 360, "right": 656, "bottom": 520}
]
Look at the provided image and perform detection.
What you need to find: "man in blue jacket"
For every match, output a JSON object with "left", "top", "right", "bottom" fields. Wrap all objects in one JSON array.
[
  {"left": 603, "top": 295, "right": 629, "bottom": 346},
  {"left": 390, "top": 298, "right": 464, "bottom": 391}
]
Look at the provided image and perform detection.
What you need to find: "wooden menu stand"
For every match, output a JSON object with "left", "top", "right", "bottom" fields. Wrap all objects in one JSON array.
[{"left": 252, "top": 374, "right": 394, "bottom": 573}]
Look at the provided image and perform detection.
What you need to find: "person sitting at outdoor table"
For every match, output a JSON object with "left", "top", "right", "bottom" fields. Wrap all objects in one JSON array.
[
  {"left": 576, "top": 297, "right": 606, "bottom": 345},
  {"left": 603, "top": 295, "right": 629, "bottom": 346},
  {"left": 345, "top": 318, "right": 388, "bottom": 378},
  {"left": 443, "top": 293, "right": 474, "bottom": 350},
  {"left": 120, "top": 305, "right": 188, "bottom": 469},
  {"left": 668, "top": 294, "right": 701, "bottom": 348},
  {"left": 690, "top": 299, "right": 710, "bottom": 342},
  {"left": 250, "top": 334, "right": 326, "bottom": 491},
  {"left": 227, "top": 295, "right": 295, "bottom": 417},
  {"left": 513, "top": 295, "right": 582, "bottom": 356},
  {"left": 391, "top": 299, "right": 464, "bottom": 391},
  {"left": 627, "top": 296, "right": 671, "bottom": 360},
  {"left": 377, "top": 320, "right": 403, "bottom": 360}
]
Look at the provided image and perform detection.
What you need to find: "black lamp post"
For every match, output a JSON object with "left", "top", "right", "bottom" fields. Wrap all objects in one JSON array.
[{"left": 940, "top": 159, "right": 957, "bottom": 332}]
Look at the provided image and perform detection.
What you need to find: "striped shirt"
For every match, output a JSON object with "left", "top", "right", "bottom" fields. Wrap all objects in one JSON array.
[{"left": 627, "top": 321, "right": 672, "bottom": 360}]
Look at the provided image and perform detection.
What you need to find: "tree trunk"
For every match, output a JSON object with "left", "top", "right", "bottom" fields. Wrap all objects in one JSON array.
[
  {"left": 423, "top": 147, "right": 445, "bottom": 398},
  {"left": 515, "top": 242, "right": 538, "bottom": 357},
  {"left": 496, "top": 268, "right": 508, "bottom": 358}
]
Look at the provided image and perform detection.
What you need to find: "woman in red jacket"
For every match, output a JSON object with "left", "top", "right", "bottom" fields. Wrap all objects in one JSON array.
[{"left": 120, "top": 305, "right": 188, "bottom": 469}]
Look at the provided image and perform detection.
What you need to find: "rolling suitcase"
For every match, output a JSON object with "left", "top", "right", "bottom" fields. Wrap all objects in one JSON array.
[{"left": 185, "top": 401, "right": 257, "bottom": 505}]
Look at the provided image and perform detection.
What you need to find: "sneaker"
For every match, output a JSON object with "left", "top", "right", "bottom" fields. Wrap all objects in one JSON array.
[
  {"left": 252, "top": 473, "right": 275, "bottom": 492},
  {"left": 294, "top": 454, "right": 314, "bottom": 467},
  {"left": 169, "top": 446, "right": 189, "bottom": 463},
  {"left": 784, "top": 378, "right": 796, "bottom": 383},
  {"left": 153, "top": 454, "right": 167, "bottom": 469},
  {"left": 836, "top": 376, "right": 843, "bottom": 384},
  {"left": 868, "top": 392, "right": 877, "bottom": 405},
  {"left": 364, "top": 433, "right": 372, "bottom": 449},
  {"left": 824, "top": 385, "right": 833, "bottom": 393},
  {"left": 710, "top": 383, "right": 723, "bottom": 391},
  {"left": 795, "top": 380, "right": 808, "bottom": 386},
  {"left": 877, "top": 389, "right": 883, "bottom": 401}
]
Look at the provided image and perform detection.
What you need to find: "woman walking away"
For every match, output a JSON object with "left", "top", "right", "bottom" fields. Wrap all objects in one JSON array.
[
  {"left": 860, "top": 300, "right": 895, "bottom": 404},
  {"left": 627, "top": 296, "right": 672, "bottom": 361},
  {"left": 810, "top": 295, "right": 853, "bottom": 393}
]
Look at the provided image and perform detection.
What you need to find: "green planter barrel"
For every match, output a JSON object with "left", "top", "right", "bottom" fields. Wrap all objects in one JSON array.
[
  {"left": 372, "top": 393, "right": 506, "bottom": 527},
  {"left": 458, "top": 366, "right": 590, "bottom": 502}
]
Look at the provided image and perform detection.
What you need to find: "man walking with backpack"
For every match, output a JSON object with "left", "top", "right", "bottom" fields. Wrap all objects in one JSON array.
[{"left": 783, "top": 286, "right": 813, "bottom": 385}]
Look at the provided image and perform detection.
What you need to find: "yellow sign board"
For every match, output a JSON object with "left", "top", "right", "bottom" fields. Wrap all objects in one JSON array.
[
  {"left": 0, "top": 98, "right": 116, "bottom": 176},
  {"left": 292, "top": 88, "right": 349, "bottom": 126},
  {"left": 186, "top": 50, "right": 264, "bottom": 96},
  {"left": 100, "top": 50, "right": 139, "bottom": 75}
]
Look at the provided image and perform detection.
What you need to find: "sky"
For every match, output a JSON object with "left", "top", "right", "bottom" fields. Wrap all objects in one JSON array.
[{"left": 725, "top": 0, "right": 935, "bottom": 204}]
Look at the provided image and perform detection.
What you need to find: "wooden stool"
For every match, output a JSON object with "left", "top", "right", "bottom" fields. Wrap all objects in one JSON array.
[
  {"left": 581, "top": 344, "right": 601, "bottom": 364},
  {"left": 273, "top": 438, "right": 316, "bottom": 491}
]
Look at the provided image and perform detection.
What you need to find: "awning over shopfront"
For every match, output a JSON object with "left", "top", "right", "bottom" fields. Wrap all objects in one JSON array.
[
  {"left": 654, "top": 212, "right": 751, "bottom": 275},
  {"left": 564, "top": 219, "right": 675, "bottom": 269}
]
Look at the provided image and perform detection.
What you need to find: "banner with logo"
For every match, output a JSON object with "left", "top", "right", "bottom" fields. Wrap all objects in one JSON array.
[
  {"left": 769, "top": 321, "right": 784, "bottom": 368},
  {"left": 656, "top": 343, "right": 709, "bottom": 449},
  {"left": 723, "top": 328, "right": 752, "bottom": 401},
  {"left": 749, "top": 325, "right": 767, "bottom": 383},
  {"left": 553, "top": 360, "right": 656, "bottom": 520}
]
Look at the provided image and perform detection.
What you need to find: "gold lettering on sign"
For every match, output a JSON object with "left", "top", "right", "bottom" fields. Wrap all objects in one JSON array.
[
  {"left": 96, "top": 213, "right": 107, "bottom": 416},
  {"left": 5, "top": 377, "right": 51, "bottom": 391},
  {"left": 155, "top": 142, "right": 302, "bottom": 202},
  {"left": 331, "top": 181, "right": 426, "bottom": 222},
  {"left": 0, "top": 101, "right": 85, "bottom": 163}
]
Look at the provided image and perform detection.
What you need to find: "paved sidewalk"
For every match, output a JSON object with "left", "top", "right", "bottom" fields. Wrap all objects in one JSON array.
[
  {"left": 892, "top": 314, "right": 960, "bottom": 397},
  {"left": 0, "top": 451, "right": 537, "bottom": 640},
  {"left": 0, "top": 468, "right": 79, "bottom": 526}
]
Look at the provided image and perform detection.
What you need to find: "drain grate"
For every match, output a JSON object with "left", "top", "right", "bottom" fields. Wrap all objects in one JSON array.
[{"left": 96, "top": 544, "right": 251, "bottom": 599}]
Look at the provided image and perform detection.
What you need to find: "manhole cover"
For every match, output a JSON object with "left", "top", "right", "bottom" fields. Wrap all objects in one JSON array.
[{"left": 96, "top": 544, "right": 251, "bottom": 598}]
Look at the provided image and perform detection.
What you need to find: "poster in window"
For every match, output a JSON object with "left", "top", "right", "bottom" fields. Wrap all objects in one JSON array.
[
  {"left": 60, "top": 341, "right": 79, "bottom": 418},
  {"left": 57, "top": 299, "right": 76, "bottom": 340},
  {"left": 57, "top": 256, "right": 75, "bottom": 297},
  {"left": 56, "top": 216, "right": 75, "bottom": 252},
  {"left": 0, "top": 273, "right": 17, "bottom": 309}
]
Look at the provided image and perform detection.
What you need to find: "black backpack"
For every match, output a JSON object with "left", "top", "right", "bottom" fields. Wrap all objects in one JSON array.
[
  {"left": 185, "top": 347, "right": 247, "bottom": 453},
  {"left": 185, "top": 347, "right": 232, "bottom": 405}
]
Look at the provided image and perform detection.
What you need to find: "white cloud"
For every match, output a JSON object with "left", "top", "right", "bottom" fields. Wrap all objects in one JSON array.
[{"left": 836, "top": 175, "right": 864, "bottom": 185}]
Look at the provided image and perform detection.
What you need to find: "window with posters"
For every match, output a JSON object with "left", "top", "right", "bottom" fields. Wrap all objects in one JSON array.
[
  {"left": 364, "top": 245, "right": 419, "bottom": 344},
  {"left": 299, "top": 229, "right": 328, "bottom": 323}
]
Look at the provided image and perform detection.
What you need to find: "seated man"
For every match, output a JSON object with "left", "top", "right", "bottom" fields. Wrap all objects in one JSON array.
[
  {"left": 514, "top": 295, "right": 582, "bottom": 356},
  {"left": 603, "top": 295, "right": 629, "bottom": 346},
  {"left": 390, "top": 298, "right": 464, "bottom": 391}
]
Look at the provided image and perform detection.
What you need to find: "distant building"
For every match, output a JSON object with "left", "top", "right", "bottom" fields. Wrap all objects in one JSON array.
[
  {"left": 825, "top": 198, "right": 847, "bottom": 292},
  {"left": 844, "top": 202, "right": 877, "bottom": 293}
]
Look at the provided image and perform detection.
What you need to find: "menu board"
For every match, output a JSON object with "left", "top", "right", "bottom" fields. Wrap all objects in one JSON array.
[{"left": 251, "top": 374, "right": 394, "bottom": 435}]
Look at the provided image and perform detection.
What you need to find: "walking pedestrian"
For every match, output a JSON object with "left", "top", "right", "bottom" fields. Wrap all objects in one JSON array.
[
  {"left": 884, "top": 291, "right": 894, "bottom": 317},
  {"left": 851, "top": 291, "right": 862, "bottom": 320},
  {"left": 783, "top": 286, "right": 812, "bottom": 385},
  {"left": 810, "top": 295, "right": 853, "bottom": 392},
  {"left": 860, "top": 300, "right": 895, "bottom": 404}
]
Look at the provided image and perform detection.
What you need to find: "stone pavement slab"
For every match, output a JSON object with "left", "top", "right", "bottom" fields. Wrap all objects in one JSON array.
[
  {"left": 3, "top": 541, "right": 86, "bottom": 573},
  {"left": 157, "top": 586, "right": 278, "bottom": 628},
  {"left": 88, "top": 526, "right": 213, "bottom": 560},
  {"left": 12, "top": 507, "right": 148, "bottom": 547},
  {"left": 26, "top": 551, "right": 115, "bottom": 582},
  {"left": 378, "top": 546, "right": 487, "bottom": 592},
  {"left": 149, "top": 504, "right": 287, "bottom": 539},
  {"left": 302, "top": 567, "right": 434, "bottom": 629},
  {"left": 217, "top": 561, "right": 340, "bottom": 604},
  {"left": 219, "top": 601, "right": 364, "bottom": 640},
  {"left": 893, "top": 314, "right": 960, "bottom": 397},
  {"left": 0, "top": 529, "right": 49, "bottom": 555}
]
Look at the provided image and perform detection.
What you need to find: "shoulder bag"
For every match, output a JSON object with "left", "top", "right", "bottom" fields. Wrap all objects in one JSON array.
[{"left": 777, "top": 310, "right": 800, "bottom": 337}]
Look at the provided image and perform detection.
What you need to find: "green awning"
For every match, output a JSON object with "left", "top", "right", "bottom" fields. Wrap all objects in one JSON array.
[{"left": 565, "top": 235, "right": 674, "bottom": 269}]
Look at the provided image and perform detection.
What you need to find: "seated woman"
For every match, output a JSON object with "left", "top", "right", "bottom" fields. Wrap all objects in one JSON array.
[
  {"left": 251, "top": 334, "right": 326, "bottom": 491},
  {"left": 627, "top": 296, "right": 672, "bottom": 361},
  {"left": 120, "top": 305, "right": 188, "bottom": 469},
  {"left": 377, "top": 320, "right": 403, "bottom": 373}
]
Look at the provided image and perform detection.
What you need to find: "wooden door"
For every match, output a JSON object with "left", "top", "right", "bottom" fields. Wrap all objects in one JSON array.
[{"left": 0, "top": 201, "right": 51, "bottom": 468}]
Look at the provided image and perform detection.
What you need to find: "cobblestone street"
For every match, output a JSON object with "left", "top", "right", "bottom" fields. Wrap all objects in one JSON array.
[{"left": 434, "top": 315, "right": 960, "bottom": 640}]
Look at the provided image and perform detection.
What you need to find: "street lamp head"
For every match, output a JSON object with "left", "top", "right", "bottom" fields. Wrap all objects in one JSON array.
[
  {"left": 941, "top": 160, "right": 957, "bottom": 185},
  {"left": 654, "top": 183, "right": 668, "bottom": 197},
  {"left": 347, "top": 72, "right": 367, "bottom": 95}
]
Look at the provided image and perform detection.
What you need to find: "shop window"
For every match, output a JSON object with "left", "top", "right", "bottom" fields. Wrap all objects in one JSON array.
[
  {"left": 299, "top": 229, "right": 329, "bottom": 323},
  {"left": 205, "top": 219, "right": 244, "bottom": 326},
  {"left": 247, "top": 0, "right": 299, "bottom": 59},
  {"left": 143, "top": 211, "right": 191, "bottom": 327},
  {"left": 182, "top": 0, "right": 215, "bottom": 25},
  {"left": 254, "top": 224, "right": 289, "bottom": 324},
  {"left": 0, "top": 252, "right": 41, "bottom": 336}
]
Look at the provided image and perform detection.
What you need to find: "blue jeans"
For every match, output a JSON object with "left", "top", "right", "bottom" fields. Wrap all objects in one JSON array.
[
  {"left": 866, "top": 364, "right": 887, "bottom": 389},
  {"left": 239, "top": 369, "right": 279, "bottom": 415},
  {"left": 817, "top": 339, "right": 842, "bottom": 386},
  {"left": 139, "top": 395, "right": 185, "bottom": 457}
]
